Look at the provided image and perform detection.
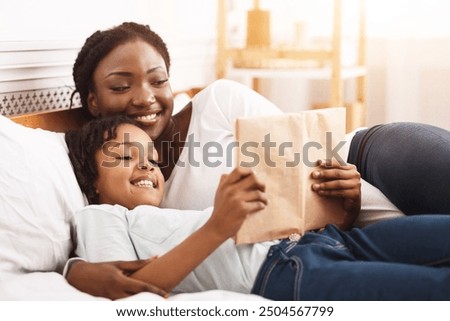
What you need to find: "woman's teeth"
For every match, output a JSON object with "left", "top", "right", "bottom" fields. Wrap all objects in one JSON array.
[
  {"left": 133, "top": 180, "right": 154, "bottom": 188},
  {"left": 136, "top": 114, "right": 157, "bottom": 121}
]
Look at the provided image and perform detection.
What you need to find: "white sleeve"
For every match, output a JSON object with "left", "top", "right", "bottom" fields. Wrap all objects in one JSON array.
[
  {"left": 207, "top": 79, "right": 283, "bottom": 122},
  {"left": 354, "top": 179, "right": 406, "bottom": 227},
  {"left": 62, "top": 257, "right": 86, "bottom": 278},
  {"left": 75, "top": 205, "right": 138, "bottom": 262}
]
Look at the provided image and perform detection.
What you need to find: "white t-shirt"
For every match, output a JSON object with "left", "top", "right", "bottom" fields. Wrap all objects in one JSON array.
[
  {"left": 161, "top": 79, "right": 404, "bottom": 221},
  {"left": 75, "top": 204, "right": 275, "bottom": 294}
]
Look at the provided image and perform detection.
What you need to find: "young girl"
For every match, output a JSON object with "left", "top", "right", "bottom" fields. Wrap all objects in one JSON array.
[{"left": 66, "top": 116, "right": 450, "bottom": 300}]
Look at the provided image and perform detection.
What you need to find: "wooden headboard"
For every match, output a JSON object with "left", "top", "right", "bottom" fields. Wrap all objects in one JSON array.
[{"left": 11, "top": 108, "right": 90, "bottom": 132}]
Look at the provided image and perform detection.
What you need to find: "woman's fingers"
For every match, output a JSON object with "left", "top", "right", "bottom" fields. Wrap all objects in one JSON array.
[
  {"left": 311, "top": 164, "right": 359, "bottom": 180},
  {"left": 312, "top": 185, "right": 360, "bottom": 198},
  {"left": 311, "top": 160, "right": 360, "bottom": 198},
  {"left": 312, "top": 178, "right": 360, "bottom": 192}
]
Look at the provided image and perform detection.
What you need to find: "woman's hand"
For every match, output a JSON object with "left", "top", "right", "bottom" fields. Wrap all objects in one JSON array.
[
  {"left": 311, "top": 159, "right": 361, "bottom": 229},
  {"left": 66, "top": 259, "right": 168, "bottom": 300},
  {"left": 210, "top": 167, "right": 268, "bottom": 239}
]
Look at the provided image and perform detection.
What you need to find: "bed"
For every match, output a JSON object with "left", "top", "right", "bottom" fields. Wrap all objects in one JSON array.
[{"left": 0, "top": 80, "right": 406, "bottom": 301}]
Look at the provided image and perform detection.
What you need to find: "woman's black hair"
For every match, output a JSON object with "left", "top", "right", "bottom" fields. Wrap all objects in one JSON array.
[
  {"left": 65, "top": 115, "right": 139, "bottom": 204},
  {"left": 71, "top": 22, "right": 171, "bottom": 116}
]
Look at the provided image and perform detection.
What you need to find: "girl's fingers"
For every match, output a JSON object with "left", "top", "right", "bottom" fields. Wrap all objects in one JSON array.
[
  {"left": 235, "top": 171, "right": 266, "bottom": 192},
  {"left": 242, "top": 189, "right": 269, "bottom": 205},
  {"left": 225, "top": 167, "right": 254, "bottom": 184},
  {"left": 243, "top": 200, "right": 268, "bottom": 214}
]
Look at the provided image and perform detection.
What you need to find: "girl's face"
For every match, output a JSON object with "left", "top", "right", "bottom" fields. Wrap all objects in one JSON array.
[
  {"left": 88, "top": 40, "right": 174, "bottom": 141},
  {"left": 95, "top": 123, "right": 165, "bottom": 209}
]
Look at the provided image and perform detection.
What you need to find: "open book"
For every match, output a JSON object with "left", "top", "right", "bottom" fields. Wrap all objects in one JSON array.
[{"left": 234, "top": 107, "right": 347, "bottom": 244}]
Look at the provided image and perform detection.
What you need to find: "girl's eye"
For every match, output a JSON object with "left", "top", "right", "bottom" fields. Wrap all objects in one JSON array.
[
  {"left": 149, "top": 159, "right": 159, "bottom": 167},
  {"left": 116, "top": 155, "right": 133, "bottom": 161}
]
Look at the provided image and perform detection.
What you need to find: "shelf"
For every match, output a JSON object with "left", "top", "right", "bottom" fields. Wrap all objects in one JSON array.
[
  {"left": 217, "top": 0, "right": 367, "bottom": 132},
  {"left": 227, "top": 65, "right": 366, "bottom": 80}
]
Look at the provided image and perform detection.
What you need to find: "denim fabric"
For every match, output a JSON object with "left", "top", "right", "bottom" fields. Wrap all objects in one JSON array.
[
  {"left": 251, "top": 215, "right": 450, "bottom": 300},
  {"left": 347, "top": 122, "right": 450, "bottom": 215}
]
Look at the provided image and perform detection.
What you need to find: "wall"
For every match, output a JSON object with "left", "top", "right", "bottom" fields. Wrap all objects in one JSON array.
[
  {"left": 0, "top": 0, "right": 218, "bottom": 116},
  {"left": 1, "top": 0, "right": 450, "bottom": 130},
  {"left": 245, "top": 0, "right": 450, "bottom": 130},
  {"left": 364, "top": 0, "right": 450, "bottom": 130},
  {"left": 222, "top": 0, "right": 450, "bottom": 131},
  {"left": 365, "top": 38, "right": 450, "bottom": 130}
]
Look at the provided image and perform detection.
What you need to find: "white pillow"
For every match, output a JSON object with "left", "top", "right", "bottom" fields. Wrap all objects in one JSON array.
[{"left": 0, "top": 115, "right": 86, "bottom": 276}]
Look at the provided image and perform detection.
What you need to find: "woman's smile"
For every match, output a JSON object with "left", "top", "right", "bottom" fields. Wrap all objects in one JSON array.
[{"left": 133, "top": 111, "right": 162, "bottom": 126}]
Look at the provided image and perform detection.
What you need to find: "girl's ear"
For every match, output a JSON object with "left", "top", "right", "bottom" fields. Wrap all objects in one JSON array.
[{"left": 87, "top": 92, "right": 100, "bottom": 117}]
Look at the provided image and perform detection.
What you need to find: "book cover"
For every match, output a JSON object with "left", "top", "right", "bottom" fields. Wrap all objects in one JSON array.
[{"left": 234, "top": 107, "right": 347, "bottom": 244}]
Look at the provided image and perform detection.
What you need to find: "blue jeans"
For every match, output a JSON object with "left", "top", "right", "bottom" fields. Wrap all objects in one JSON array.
[
  {"left": 347, "top": 122, "right": 450, "bottom": 215},
  {"left": 251, "top": 215, "right": 450, "bottom": 300}
]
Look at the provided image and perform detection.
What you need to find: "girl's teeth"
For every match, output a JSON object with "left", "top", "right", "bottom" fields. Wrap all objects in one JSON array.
[{"left": 133, "top": 180, "right": 154, "bottom": 188}]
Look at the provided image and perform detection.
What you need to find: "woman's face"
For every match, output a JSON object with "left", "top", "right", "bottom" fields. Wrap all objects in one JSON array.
[
  {"left": 94, "top": 123, "right": 165, "bottom": 209},
  {"left": 88, "top": 40, "right": 174, "bottom": 141}
]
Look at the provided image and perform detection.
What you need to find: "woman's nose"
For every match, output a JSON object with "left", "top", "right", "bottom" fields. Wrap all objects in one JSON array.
[{"left": 132, "top": 87, "right": 156, "bottom": 107}]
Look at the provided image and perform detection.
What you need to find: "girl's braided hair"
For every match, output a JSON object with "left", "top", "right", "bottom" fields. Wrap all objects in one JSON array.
[
  {"left": 71, "top": 22, "right": 171, "bottom": 115},
  {"left": 65, "top": 115, "right": 139, "bottom": 204}
]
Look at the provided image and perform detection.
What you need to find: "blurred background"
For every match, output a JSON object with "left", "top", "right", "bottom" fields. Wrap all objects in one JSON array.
[{"left": 1, "top": 0, "right": 449, "bottom": 130}]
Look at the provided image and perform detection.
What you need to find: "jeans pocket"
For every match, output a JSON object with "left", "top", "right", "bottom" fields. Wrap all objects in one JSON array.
[
  {"left": 251, "top": 244, "right": 304, "bottom": 301},
  {"left": 300, "top": 231, "right": 347, "bottom": 250}
]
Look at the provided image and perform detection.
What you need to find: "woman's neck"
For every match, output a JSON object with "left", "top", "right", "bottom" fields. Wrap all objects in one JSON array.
[{"left": 155, "top": 102, "right": 192, "bottom": 180}]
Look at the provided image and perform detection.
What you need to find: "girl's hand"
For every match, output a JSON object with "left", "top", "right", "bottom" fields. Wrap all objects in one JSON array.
[
  {"left": 311, "top": 159, "right": 361, "bottom": 229},
  {"left": 210, "top": 167, "right": 268, "bottom": 239}
]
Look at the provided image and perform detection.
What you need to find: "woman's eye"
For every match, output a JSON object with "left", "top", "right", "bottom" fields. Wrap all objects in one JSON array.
[
  {"left": 152, "top": 79, "right": 168, "bottom": 87},
  {"left": 111, "top": 86, "right": 130, "bottom": 92},
  {"left": 149, "top": 159, "right": 159, "bottom": 167}
]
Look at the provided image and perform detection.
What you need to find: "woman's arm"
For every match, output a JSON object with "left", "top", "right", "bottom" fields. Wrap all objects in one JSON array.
[
  {"left": 311, "top": 159, "right": 361, "bottom": 230},
  {"left": 66, "top": 259, "right": 168, "bottom": 299},
  {"left": 131, "top": 167, "right": 267, "bottom": 292}
]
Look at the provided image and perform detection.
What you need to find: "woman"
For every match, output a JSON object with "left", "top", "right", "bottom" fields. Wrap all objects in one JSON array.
[
  {"left": 67, "top": 21, "right": 449, "bottom": 298},
  {"left": 67, "top": 115, "right": 450, "bottom": 300}
]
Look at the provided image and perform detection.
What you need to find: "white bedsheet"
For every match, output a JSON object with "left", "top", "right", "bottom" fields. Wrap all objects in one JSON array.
[{"left": 0, "top": 272, "right": 268, "bottom": 301}]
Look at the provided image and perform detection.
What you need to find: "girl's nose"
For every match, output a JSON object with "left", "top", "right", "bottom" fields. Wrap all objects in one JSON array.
[{"left": 137, "top": 160, "right": 155, "bottom": 171}]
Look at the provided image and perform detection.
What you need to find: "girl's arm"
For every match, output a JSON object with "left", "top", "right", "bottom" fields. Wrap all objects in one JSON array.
[
  {"left": 311, "top": 159, "right": 361, "bottom": 230},
  {"left": 131, "top": 167, "right": 267, "bottom": 292}
]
